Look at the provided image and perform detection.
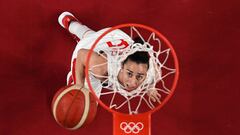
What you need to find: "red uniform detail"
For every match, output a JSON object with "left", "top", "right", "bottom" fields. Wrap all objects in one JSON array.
[{"left": 106, "top": 39, "right": 129, "bottom": 49}]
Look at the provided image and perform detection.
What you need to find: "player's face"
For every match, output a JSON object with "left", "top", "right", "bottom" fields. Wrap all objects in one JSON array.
[{"left": 118, "top": 60, "right": 148, "bottom": 91}]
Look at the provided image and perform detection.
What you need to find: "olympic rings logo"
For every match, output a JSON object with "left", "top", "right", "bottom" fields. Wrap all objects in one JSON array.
[{"left": 120, "top": 122, "right": 144, "bottom": 134}]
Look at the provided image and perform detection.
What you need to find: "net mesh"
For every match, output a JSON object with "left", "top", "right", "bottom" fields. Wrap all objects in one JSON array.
[{"left": 88, "top": 26, "right": 177, "bottom": 114}]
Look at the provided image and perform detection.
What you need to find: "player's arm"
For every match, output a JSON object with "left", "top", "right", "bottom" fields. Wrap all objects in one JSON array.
[
  {"left": 147, "top": 85, "right": 161, "bottom": 103},
  {"left": 75, "top": 49, "right": 88, "bottom": 87},
  {"left": 74, "top": 49, "right": 105, "bottom": 87},
  {"left": 147, "top": 65, "right": 161, "bottom": 103}
]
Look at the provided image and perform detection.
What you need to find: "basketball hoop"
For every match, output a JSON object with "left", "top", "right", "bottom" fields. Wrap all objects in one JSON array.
[{"left": 85, "top": 23, "right": 179, "bottom": 135}]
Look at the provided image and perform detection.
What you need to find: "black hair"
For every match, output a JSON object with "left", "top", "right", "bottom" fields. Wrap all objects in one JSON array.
[
  {"left": 133, "top": 36, "right": 144, "bottom": 44},
  {"left": 122, "top": 37, "right": 149, "bottom": 68}
]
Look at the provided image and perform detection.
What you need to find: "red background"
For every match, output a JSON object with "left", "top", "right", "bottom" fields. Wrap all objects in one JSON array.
[{"left": 0, "top": 0, "right": 239, "bottom": 135}]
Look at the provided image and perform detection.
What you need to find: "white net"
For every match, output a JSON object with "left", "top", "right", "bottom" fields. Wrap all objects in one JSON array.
[{"left": 88, "top": 26, "right": 177, "bottom": 114}]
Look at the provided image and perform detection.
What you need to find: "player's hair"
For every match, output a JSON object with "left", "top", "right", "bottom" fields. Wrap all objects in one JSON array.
[
  {"left": 122, "top": 37, "right": 149, "bottom": 68},
  {"left": 133, "top": 36, "right": 144, "bottom": 44}
]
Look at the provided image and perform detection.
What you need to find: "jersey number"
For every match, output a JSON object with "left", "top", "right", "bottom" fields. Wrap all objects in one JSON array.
[{"left": 106, "top": 39, "right": 129, "bottom": 49}]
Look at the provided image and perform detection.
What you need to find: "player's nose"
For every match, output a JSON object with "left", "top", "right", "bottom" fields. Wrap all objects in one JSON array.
[{"left": 128, "top": 78, "right": 138, "bottom": 88}]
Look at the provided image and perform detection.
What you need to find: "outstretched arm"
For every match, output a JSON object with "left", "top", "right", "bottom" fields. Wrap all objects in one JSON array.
[
  {"left": 147, "top": 87, "right": 161, "bottom": 103},
  {"left": 74, "top": 49, "right": 107, "bottom": 87},
  {"left": 74, "top": 49, "right": 88, "bottom": 87}
]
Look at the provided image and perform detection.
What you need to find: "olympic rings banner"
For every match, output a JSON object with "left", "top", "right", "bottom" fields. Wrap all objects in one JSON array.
[
  {"left": 113, "top": 113, "right": 151, "bottom": 135},
  {"left": 120, "top": 122, "right": 144, "bottom": 134}
]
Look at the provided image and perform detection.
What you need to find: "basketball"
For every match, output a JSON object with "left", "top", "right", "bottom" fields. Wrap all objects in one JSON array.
[{"left": 51, "top": 85, "right": 97, "bottom": 130}]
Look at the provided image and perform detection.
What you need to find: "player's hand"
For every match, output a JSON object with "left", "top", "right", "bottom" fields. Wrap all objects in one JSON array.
[
  {"left": 74, "top": 83, "right": 84, "bottom": 90},
  {"left": 147, "top": 88, "right": 161, "bottom": 103},
  {"left": 75, "top": 79, "right": 85, "bottom": 88}
]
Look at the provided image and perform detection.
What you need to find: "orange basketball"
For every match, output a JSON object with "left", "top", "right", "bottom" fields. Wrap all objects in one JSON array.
[{"left": 51, "top": 85, "right": 97, "bottom": 130}]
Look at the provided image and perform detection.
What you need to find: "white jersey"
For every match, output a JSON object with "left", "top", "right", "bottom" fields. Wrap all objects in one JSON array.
[
  {"left": 71, "top": 28, "right": 133, "bottom": 62},
  {"left": 68, "top": 28, "right": 133, "bottom": 98}
]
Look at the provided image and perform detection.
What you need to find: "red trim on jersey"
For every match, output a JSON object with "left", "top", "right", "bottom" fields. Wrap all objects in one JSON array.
[
  {"left": 67, "top": 75, "right": 73, "bottom": 85},
  {"left": 72, "top": 58, "right": 77, "bottom": 84},
  {"left": 106, "top": 39, "right": 129, "bottom": 49}
]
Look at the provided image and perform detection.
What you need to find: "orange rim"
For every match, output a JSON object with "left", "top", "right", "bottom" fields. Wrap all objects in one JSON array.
[{"left": 85, "top": 23, "right": 179, "bottom": 115}]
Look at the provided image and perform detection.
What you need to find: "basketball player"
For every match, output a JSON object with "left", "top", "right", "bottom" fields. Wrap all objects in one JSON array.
[{"left": 58, "top": 12, "right": 160, "bottom": 103}]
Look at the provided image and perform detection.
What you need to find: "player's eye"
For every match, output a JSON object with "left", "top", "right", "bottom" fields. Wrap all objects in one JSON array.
[
  {"left": 136, "top": 75, "right": 143, "bottom": 81},
  {"left": 127, "top": 72, "right": 133, "bottom": 77}
]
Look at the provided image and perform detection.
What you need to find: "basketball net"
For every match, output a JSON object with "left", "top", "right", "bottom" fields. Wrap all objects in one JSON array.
[{"left": 86, "top": 23, "right": 179, "bottom": 135}]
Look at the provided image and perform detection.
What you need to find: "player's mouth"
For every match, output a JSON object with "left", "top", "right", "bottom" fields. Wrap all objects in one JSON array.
[{"left": 125, "top": 84, "right": 135, "bottom": 91}]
